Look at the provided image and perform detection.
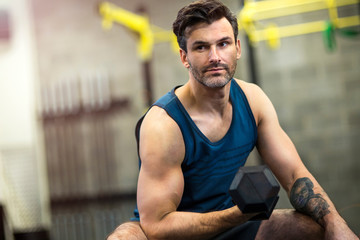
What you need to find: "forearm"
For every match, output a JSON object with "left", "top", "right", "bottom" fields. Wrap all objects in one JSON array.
[
  {"left": 289, "top": 177, "right": 332, "bottom": 227},
  {"left": 141, "top": 206, "right": 254, "bottom": 240},
  {"left": 289, "top": 176, "right": 358, "bottom": 239}
]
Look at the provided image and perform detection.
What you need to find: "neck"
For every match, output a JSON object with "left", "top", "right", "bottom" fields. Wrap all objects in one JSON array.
[{"left": 177, "top": 77, "right": 232, "bottom": 116}]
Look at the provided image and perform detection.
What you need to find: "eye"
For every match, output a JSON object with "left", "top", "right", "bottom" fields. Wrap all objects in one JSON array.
[
  {"left": 219, "top": 41, "right": 229, "bottom": 48},
  {"left": 195, "top": 45, "right": 207, "bottom": 51}
]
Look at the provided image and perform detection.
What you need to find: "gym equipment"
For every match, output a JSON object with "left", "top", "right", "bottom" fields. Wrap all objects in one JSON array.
[
  {"left": 229, "top": 165, "right": 280, "bottom": 221},
  {"left": 238, "top": 0, "right": 360, "bottom": 50}
]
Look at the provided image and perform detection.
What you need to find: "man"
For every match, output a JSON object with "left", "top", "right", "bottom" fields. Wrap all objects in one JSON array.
[{"left": 108, "top": 0, "right": 358, "bottom": 239}]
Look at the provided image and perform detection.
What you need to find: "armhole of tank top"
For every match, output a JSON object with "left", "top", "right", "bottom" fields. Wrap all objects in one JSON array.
[{"left": 141, "top": 101, "right": 188, "bottom": 165}]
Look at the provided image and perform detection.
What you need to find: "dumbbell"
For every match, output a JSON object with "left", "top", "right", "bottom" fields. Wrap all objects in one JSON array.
[{"left": 229, "top": 165, "right": 280, "bottom": 221}]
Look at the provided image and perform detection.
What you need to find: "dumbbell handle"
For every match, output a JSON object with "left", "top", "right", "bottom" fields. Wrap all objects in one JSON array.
[{"left": 248, "top": 196, "right": 279, "bottom": 221}]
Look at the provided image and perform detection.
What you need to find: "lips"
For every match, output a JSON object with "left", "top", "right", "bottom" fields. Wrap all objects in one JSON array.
[
  {"left": 203, "top": 64, "right": 228, "bottom": 73},
  {"left": 206, "top": 68, "right": 223, "bottom": 73}
]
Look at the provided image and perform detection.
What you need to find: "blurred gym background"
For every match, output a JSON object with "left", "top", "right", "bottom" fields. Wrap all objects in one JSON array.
[{"left": 0, "top": 0, "right": 359, "bottom": 239}]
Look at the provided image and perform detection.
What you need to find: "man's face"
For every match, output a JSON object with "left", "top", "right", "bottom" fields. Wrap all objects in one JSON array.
[{"left": 180, "top": 17, "right": 241, "bottom": 88}]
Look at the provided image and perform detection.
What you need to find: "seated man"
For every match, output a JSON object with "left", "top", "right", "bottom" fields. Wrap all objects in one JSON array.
[{"left": 108, "top": 0, "right": 358, "bottom": 239}]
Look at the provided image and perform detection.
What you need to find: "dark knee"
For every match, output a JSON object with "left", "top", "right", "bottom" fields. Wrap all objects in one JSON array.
[
  {"left": 107, "top": 222, "right": 147, "bottom": 240},
  {"left": 256, "top": 209, "right": 324, "bottom": 240}
]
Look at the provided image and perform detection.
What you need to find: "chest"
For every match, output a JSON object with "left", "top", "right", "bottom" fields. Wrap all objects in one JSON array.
[{"left": 191, "top": 106, "right": 233, "bottom": 143}]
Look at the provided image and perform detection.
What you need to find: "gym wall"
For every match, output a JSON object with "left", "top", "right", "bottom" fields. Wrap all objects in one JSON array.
[{"left": 0, "top": 0, "right": 50, "bottom": 238}]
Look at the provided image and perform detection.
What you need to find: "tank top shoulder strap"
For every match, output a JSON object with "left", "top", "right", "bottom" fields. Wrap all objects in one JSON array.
[
  {"left": 135, "top": 86, "right": 184, "bottom": 154},
  {"left": 230, "top": 80, "right": 257, "bottom": 141}
]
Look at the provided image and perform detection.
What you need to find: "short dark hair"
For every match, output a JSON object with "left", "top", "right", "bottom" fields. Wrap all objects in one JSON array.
[{"left": 172, "top": 0, "right": 238, "bottom": 52}]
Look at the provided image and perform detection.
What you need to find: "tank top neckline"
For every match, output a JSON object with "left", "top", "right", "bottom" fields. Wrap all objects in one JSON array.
[{"left": 169, "top": 82, "right": 236, "bottom": 145}]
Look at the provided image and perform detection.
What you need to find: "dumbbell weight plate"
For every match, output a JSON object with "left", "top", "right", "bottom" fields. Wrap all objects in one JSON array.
[{"left": 229, "top": 165, "right": 280, "bottom": 220}]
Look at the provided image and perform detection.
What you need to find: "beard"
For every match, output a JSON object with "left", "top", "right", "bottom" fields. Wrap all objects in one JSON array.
[{"left": 188, "top": 60, "right": 237, "bottom": 88}]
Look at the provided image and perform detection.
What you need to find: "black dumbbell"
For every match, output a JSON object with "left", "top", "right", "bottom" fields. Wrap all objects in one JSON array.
[{"left": 229, "top": 165, "right": 280, "bottom": 221}]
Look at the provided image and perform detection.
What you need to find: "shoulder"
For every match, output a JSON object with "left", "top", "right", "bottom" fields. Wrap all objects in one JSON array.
[
  {"left": 139, "top": 106, "right": 185, "bottom": 166},
  {"left": 141, "top": 106, "right": 182, "bottom": 137}
]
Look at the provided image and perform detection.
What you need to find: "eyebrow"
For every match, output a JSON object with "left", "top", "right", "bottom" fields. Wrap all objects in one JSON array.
[
  {"left": 217, "top": 37, "right": 233, "bottom": 43},
  {"left": 191, "top": 36, "right": 233, "bottom": 47}
]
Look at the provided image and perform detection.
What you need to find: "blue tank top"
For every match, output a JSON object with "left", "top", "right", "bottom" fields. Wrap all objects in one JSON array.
[{"left": 132, "top": 79, "right": 257, "bottom": 220}]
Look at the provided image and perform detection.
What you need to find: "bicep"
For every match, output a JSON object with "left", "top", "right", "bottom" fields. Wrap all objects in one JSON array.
[
  {"left": 136, "top": 108, "right": 185, "bottom": 225},
  {"left": 137, "top": 161, "right": 184, "bottom": 222},
  {"left": 254, "top": 88, "right": 307, "bottom": 193}
]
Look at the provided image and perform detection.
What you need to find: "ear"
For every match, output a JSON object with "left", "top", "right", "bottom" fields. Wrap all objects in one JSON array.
[
  {"left": 179, "top": 48, "right": 190, "bottom": 68},
  {"left": 236, "top": 39, "right": 241, "bottom": 59}
]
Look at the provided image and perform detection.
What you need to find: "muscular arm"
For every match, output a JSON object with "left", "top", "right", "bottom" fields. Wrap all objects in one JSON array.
[
  {"left": 137, "top": 106, "right": 253, "bottom": 240},
  {"left": 241, "top": 80, "right": 358, "bottom": 239},
  {"left": 290, "top": 177, "right": 330, "bottom": 225}
]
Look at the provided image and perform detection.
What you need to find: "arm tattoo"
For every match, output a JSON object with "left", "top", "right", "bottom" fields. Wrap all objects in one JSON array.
[{"left": 290, "top": 177, "right": 330, "bottom": 225}]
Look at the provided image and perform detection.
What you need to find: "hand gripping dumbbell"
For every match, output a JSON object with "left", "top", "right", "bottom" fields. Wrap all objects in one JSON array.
[{"left": 229, "top": 165, "right": 280, "bottom": 220}]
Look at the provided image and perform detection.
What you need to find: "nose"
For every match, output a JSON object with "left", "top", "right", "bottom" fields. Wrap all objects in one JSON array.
[{"left": 209, "top": 46, "right": 221, "bottom": 63}]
